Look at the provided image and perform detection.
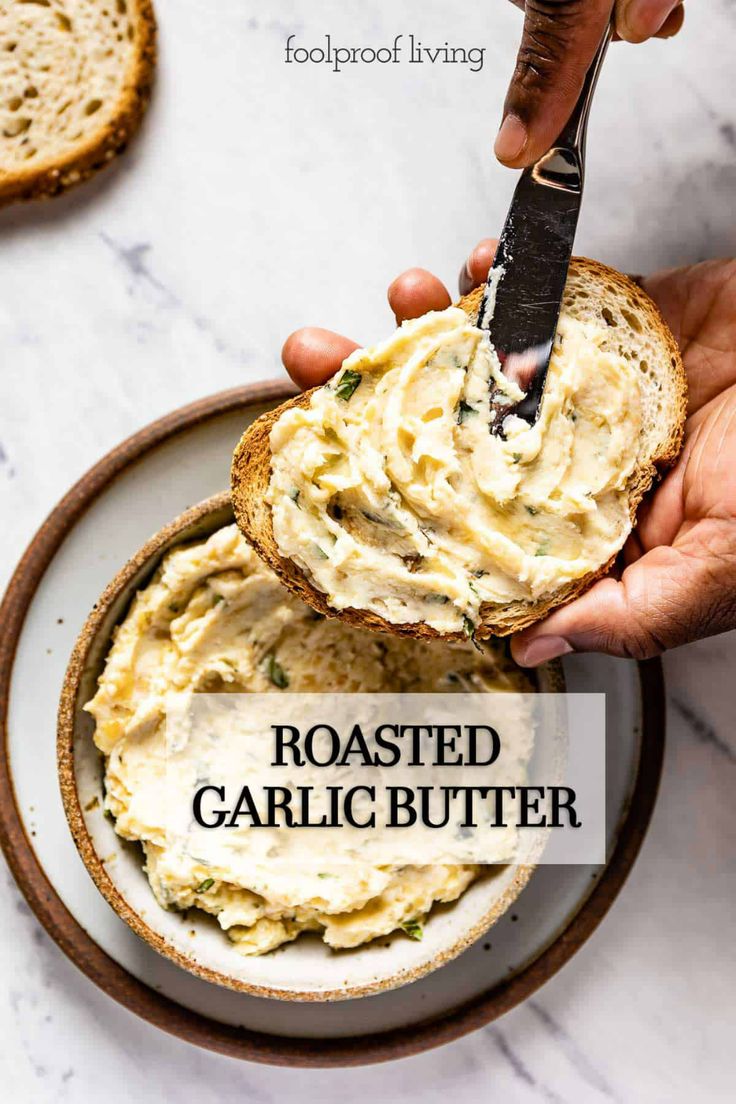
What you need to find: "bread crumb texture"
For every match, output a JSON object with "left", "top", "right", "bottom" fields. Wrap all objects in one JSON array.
[{"left": 0, "top": 0, "right": 155, "bottom": 204}]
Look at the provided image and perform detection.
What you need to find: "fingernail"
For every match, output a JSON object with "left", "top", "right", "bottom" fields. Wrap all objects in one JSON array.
[
  {"left": 494, "top": 114, "right": 527, "bottom": 164},
  {"left": 459, "top": 260, "right": 473, "bottom": 296},
  {"left": 648, "top": 0, "right": 680, "bottom": 35},
  {"left": 617, "top": 0, "right": 646, "bottom": 41},
  {"left": 618, "top": 0, "right": 676, "bottom": 42},
  {"left": 517, "top": 635, "right": 574, "bottom": 667},
  {"left": 657, "top": 3, "right": 684, "bottom": 37}
]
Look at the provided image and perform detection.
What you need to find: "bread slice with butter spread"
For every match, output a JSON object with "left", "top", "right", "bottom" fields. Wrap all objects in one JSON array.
[
  {"left": 231, "top": 258, "right": 687, "bottom": 640},
  {"left": 0, "top": 0, "right": 156, "bottom": 206}
]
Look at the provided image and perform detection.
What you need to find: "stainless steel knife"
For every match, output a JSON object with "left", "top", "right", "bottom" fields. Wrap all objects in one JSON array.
[{"left": 478, "top": 24, "right": 613, "bottom": 428}]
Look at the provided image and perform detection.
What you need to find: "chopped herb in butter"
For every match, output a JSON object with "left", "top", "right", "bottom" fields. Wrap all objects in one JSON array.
[
  {"left": 335, "top": 369, "right": 362, "bottom": 402},
  {"left": 401, "top": 918, "right": 424, "bottom": 941},
  {"left": 457, "top": 400, "right": 477, "bottom": 425},
  {"left": 265, "top": 654, "right": 289, "bottom": 689}
]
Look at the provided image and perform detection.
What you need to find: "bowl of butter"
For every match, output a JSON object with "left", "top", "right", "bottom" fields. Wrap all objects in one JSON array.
[{"left": 58, "top": 492, "right": 562, "bottom": 1000}]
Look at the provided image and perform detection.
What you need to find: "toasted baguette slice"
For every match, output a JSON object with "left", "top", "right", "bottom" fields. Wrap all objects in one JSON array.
[
  {"left": 232, "top": 258, "right": 687, "bottom": 640},
  {"left": 0, "top": 0, "right": 156, "bottom": 206}
]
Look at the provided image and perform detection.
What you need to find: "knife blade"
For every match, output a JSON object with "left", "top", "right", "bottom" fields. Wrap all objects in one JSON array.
[{"left": 478, "top": 24, "right": 613, "bottom": 429}]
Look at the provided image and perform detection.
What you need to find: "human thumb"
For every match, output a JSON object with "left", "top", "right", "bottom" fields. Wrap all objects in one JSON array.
[
  {"left": 510, "top": 537, "right": 736, "bottom": 666},
  {"left": 495, "top": 0, "right": 614, "bottom": 168}
]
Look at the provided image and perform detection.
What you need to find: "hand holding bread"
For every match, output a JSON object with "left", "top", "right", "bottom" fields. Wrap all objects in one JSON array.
[{"left": 253, "top": 242, "right": 736, "bottom": 666}]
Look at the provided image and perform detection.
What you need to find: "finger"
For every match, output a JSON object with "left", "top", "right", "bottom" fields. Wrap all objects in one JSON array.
[
  {"left": 654, "top": 3, "right": 684, "bottom": 38},
  {"left": 495, "top": 0, "right": 614, "bottom": 168},
  {"left": 616, "top": 0, "right": 682, "bottom": 44},
  {"left": 282, "top": 327, "right": 360, "bottom": 391},
  {"left": 387, "top": 268, "right": 451, "bottom": 324},
  {"left": 621, "top": 530, "right": 645, "bottom": 568},
  {"left": 459, "top": 239, "right": 498, "bottom": 296},
  {"left": 510, "top": 536, "right": 734, "bottom": 666},
  {"left": 634, "top": 454, "right": 688, "bottom": 551},
  {"left": 642, "top": 259, "right": 736, "bottom": 415}
]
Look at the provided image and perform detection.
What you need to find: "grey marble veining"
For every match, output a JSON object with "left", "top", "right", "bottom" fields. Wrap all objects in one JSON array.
[{"left": 1, "top": 0, "right": 735, "bottom": 1100}]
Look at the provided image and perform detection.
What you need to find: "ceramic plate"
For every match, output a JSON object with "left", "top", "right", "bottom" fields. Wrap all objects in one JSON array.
[{"left": 0, "top": 385, "right": 664, "bottom": 1066}]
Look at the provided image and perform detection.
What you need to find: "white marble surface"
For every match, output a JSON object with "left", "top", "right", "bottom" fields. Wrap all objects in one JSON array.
[{"left": 1, "top": 0, "right": 735, "bottom": 1099}]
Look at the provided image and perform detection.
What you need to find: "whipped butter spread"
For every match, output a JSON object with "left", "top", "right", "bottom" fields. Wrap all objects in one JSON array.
[
  {"left": 86, "top": 524, "right": 530, "bottom": 955},
  {"left": 268, "top": 307, "right": 642, "bottom": 633}
]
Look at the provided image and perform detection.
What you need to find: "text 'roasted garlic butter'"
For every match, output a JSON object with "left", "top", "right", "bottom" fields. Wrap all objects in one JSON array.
[
  {"left": 85, "top": 524, "right": 530, "bottom": 956},
  {"left": 267, "top": 307, "right": 643, "bottom": 634}
]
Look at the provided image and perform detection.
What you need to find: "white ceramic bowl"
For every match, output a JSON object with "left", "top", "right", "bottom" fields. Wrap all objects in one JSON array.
[{"left": 58, "top": 493, "right": 561, "bottom": 1001}]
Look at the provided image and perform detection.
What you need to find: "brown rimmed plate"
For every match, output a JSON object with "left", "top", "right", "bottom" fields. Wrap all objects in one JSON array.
[{"left": 0, "top": 383, "right": 664, "bottom": 1067}]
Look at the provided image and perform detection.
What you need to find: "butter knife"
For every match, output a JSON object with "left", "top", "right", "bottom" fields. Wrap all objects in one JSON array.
[{"left": 478, "top": 24, "right": 613, "bottom": 427}]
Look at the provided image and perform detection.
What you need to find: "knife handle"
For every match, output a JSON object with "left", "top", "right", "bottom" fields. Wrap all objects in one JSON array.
[{"left": 532, "top": 22, "right": 613, "bottom": 193}]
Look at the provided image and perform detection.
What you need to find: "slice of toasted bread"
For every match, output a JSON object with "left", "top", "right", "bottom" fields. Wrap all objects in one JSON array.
[
  {"left": 0, "top": 0, "right": 156, "bottom": 206},
  {"left": 232, "top": 258, "right": 687, "bottom": 641}
]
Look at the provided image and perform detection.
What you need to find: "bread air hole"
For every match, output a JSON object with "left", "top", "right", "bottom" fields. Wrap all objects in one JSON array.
[
  {"left": 601, "top": 306, "right": 616, "bottom": 327},
  {"left": 3, "top": 117, "right": 31, "bottom": 137},
  {"left": 85, "top": 99, "right": 103, "bottom": 116},
  {"left": 621, "top": 308, "right": 643, "bottom": 333}
]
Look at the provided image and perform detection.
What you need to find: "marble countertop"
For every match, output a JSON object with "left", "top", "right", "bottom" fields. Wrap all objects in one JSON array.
[{"left": 1, "top": 0, "right": 734, "bottom": 1099}]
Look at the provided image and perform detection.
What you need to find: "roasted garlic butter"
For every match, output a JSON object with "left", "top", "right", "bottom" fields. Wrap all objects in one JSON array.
[
  {"left": 268, "top": 307, "right": 642, "bottom": 633},
  {"left": 86, "top": 525, "right": 528, "bottom": 955}
]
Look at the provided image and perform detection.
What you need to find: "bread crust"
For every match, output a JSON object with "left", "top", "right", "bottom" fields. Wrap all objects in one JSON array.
[
  {"left": 231, "top": 258, "right": 687, "bottom": 641},
  {"left": 0, "top": 0, "right": 157, "bottom": 208}
]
